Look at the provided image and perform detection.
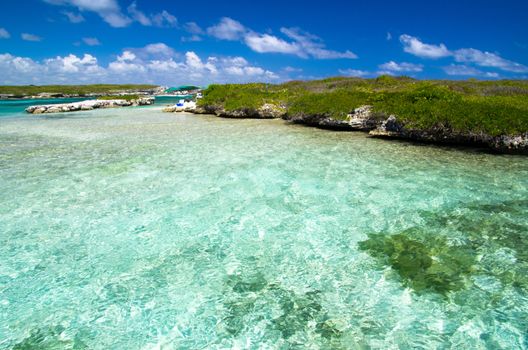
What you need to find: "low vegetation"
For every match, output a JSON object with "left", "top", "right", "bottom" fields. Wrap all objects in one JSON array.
[
  {"left": 198, "top": 76, "right": 528, "bottom": 136},
  {"left": 97, "top": 94, "right": 140, "bottom": 101},
  {"left": 0, "top": 84, "right": 156, "bottom": 97}
]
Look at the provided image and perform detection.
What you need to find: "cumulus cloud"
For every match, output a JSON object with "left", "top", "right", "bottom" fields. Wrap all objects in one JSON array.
[
  {"left": 338, "top": 69, "right": 370, "bottom": 77},
  {"left": 399, "top": 34, "right": 451, "bottom": 59},
  {"left": 207, "top": 17, "right": 246, "bottom": 41},
  {"left": 21, "top": 33, "right": 42, "bottom": 42},
  {"left": 107, "top": 48, "right": 278, "bottom": 83},
  {"left": 63, "top": 11, "right": 84, "bottom": 23},
  {"left": 0, "top": 52, "right": 106, "bottom": 84},
  {"left": 378, "top": 61, "right": 423, "bottom": 72},
  {"left": 45, "top": 53, "right": 99, "bottom": 73},
  {"left": 82, "top": 37, "right": 101, "bottom": 46},
  {"left": 244, "top": 32, "right": 300, "bottom": 55},
  {"left": 0, "top": 43, "right": 281, "bottom": 85},
  {"left": 0, "top": 28, "right": 9, "bottom": 39}
]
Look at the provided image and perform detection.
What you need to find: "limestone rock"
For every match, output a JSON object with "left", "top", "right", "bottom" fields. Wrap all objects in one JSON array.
[{"left": 25, "top": 97, "right": 155, "bottom": 114}]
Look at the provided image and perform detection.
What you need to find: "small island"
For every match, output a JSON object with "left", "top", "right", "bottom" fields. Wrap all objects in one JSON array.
[{"left": 177, "top": 76, "right": 528, "bottom": 154}]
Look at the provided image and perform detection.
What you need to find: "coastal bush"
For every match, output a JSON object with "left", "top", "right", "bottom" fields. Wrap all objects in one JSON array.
[{"left": 288, "top": 90, "right": 370, "bottom": 120}]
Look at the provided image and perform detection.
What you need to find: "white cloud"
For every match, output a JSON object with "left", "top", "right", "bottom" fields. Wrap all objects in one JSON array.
[
  {"left": 283, "top": 66, "right": 302, "bottom": 73},
  {"left": 181, "top": 35, "right": 202, "bottom": 42},
  {"left": 244, "top": 32, "right": 301, "bottom": 56},
  {"left": 126, "top": 2, "right": 177, "bottom": 27},
  {"left": 45, "top": 0, "right": 175, "bottom": 28},
  {"left": 63, "top": 11, "right": 84, "bottom": 23},
  {"left": 0, "top": 52, "right": 107, "bottom": 84},
  {"left": 207, "top": 17, "right": 246, "bottom": 40},
  {"left": 205, "top": 17, "right": 356, "bottom": 60},
  {"left": 82, "top": 37, "right": 101, "bottom": 46},
  {"left": 399, "top": 34, "right": 451, "bottom": 59},
  {"left": 116, "top": 50, "right": 136, "bottom": 62},
  {"left": 142, "top": 43, "right": 175, "bottom": 57},
  {"left": 453, "top": 48, "right": 528, "bottom": 73},
  {"left": 400, "top": 33, "right": 528, "bottom": 74},
  {"left": 338, "top": 69, "right": 369, "bottom": 77},
  {"left": 386, "top": 32, "right": 392, "bottom": 41},
  {"left": 182, "top": 22, "right": 204, "bottom": 42},
  {"left": 184, "top": 22, "right": 204, "bottom": 35},
  {"left": 147, "top": 58, "right": 182, "bottom": 72},
  {"left": 443, "top": 64, "right": 500, "bottom": 78},
  {"left": 21, "top": 33, "right": 42, "bottom": 42},
  {"left": 44, "top": 0, "right": 131, "bottom": 27},
  {"left": 0, "top": 54, "right": 36, "bottom": 73},
  {"left": 280, "top": 27, "right": 357, "bottom": 59},
  {"left": 45, "top": 53, "right": 98, "bottom": 73},
  {"left": 378, "top": 61, "right": 423, "bottom": 72},
  {"left": 151, "top": 10, "right": 177, "bottom": 27},
  {"left": 0, "top": 28, "right": 9, "bottom": 39},
  {"left": 126, "top": 1, "right": 151, "bottom": 26}
]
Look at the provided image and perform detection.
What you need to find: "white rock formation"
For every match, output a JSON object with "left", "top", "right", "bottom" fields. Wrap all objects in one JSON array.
[{"left": 25, "top": 97, "right": 155, "bottom": 114}]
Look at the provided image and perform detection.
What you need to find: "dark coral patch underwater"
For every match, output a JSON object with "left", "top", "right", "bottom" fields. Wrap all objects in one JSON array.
[{"left": 359, "top": 200, "right": 528, "bottom": 296}]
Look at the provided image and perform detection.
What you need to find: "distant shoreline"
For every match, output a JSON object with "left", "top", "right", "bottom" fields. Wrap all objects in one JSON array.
[{"left": 0, "top": 84, "right": 161, "bottom": 100}]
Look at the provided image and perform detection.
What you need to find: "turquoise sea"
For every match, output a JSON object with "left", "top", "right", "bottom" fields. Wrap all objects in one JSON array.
[{"left": 0, "top": 101, "right": 527, "bottom": 349}]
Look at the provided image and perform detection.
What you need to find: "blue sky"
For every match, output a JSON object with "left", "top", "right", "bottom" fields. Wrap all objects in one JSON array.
[{"left": 0, "top": 0, "right": 527, "bottom": 85}]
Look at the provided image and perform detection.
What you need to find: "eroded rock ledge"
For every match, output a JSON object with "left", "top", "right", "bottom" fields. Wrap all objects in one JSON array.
[
  {"left": 369, "top": 116, "right": 528, "bottom": 154},
  {"left": 25, "top": 97, "right": 155, "bottom": 114},
  {"left": 193, "top": 103, "right": 527, "bottom": 154},
  {"left": 190, "top": 103, "right": 287, "bottom": 119}
]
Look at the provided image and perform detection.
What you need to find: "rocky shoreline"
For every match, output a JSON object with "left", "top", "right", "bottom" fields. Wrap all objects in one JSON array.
[
  {"left": 180, "top": 103, "right": 528, "bottom": 154},
  {"left": 25, "top": 97, "right": 155, "bottom": 114}
]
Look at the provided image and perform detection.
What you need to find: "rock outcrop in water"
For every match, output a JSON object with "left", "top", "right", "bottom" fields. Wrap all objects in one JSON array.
[
  {"left": 25, "top": 97, "right": 155, "bottom": 114},
  {"left": 285, "top": 105, "right": 382, "bottom": 131},
  {"left": 369, "top": 115, "right": 528, "bottom": 154},
  {"left": 191, "top": 102, "right": 528, "bottom": 154},
  {"left": 191, "top": 103, "right": 287, "bottom": 119}
]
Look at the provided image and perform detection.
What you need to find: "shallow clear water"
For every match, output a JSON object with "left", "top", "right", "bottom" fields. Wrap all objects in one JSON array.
[{"left": 0, "top": 105, "right": 527, "bottom": 349}]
